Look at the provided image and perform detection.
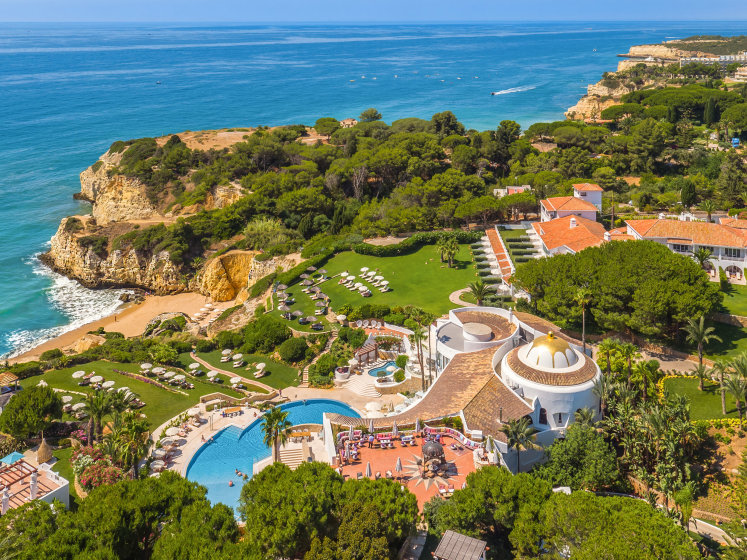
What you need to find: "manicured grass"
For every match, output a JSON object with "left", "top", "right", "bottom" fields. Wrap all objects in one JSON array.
[
  {"left": 21, "top": 361, "right": 245, "bottom": 429},
  {"left": 499, "top": 227, "right": 539, "bottom": 261},
  {"left": 194, "top": 351, "right": 299, "bottom": 390},
  {"left": 267, "top": 286, "right": 327, "bottom": 333},
  {"left": 662, "top": 377, "right": 739, "bottom": 420},
  {"left": 313, "top": 244, "right": 476, "bottom": 316},
  {"left": 52, "top": 446, "right": 79, "bottom": 505},
  {"left": 176, "top": 353, "right": 270, "bottom": 393},
  {"left": 692, "top": 322, "right": 747, "bottom": 359},
  {"left": 718, "top": 284, "right": 747, "bottom": 317}
]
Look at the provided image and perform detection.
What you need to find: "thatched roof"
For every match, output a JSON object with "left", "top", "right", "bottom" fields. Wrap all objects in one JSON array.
[{"left": 37, "top": 438, "right": 53, "bottom": 464}]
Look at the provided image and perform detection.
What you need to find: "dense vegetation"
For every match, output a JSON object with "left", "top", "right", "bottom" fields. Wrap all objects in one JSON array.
[{"left": 514, "top": 240, "right": 722, "bottom": 339}]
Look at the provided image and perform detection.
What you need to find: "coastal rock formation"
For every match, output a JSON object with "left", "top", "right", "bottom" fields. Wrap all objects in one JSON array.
[
  {"left": 198, "top": 251, "right": 257, "bottom": 302},
  {"left": 205, "top": 184, "right": 244, "bottom": 210},
  {"left": 44, "top": 217, "right": 188, "bottom": 293},
  {"left": 78, "top": 153, "right": 158, "bottom": 225},
  {"left": 70, "top": 334, "right": 106, "bottom": 354}
]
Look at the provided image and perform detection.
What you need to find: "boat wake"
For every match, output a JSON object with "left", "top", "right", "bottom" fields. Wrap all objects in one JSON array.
[
  {"left": 1, "top": 255, "right": 132, "bottom": 359},
  {"left": 491, "top": 84, "right": 538, "bottom": 96}
]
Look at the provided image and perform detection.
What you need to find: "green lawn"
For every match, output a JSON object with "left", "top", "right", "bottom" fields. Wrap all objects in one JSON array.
[
  {"left": 267, "top": 285, "right": 326, "bottom": 333},
  {"left": 311, "top": 244, "right": 476, "bottom": 316},
  {"left": 194, "top": 351, "right": 299, "bottom": 390},
  {"left": 717, "top": 284, "right": 747, "bottom": 317},
  {"left": 21, "top": 361, "right": 245, "bottom": 429},
  {"left": 662, "top": 377, "right": 739, "bottom": 420},
  {"left": 52, "top": 446, "right": 80, "bottom": 506},
  {"left": 683, "top": 322, "right": 747, "bottom": 360}
]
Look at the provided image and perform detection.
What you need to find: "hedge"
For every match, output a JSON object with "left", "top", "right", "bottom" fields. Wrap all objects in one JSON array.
[
  {"left": 514, "top": 256, "right": 533, "bottom": 263},
  {"left": 507, "top": 242, "right": 533, "bottom": 249},
  {"left": 476, "top": 262, "right": 491, "bottom": 269},
  {"left": 511, "top": 249, "right": 536, "bottom": 256},
  {"left": 352, "top": 231, "right": 482, "bottom": 257}
]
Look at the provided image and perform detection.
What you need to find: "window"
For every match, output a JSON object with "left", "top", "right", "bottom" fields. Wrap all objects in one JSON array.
[
  {"left": 555, "top": 413, "right": 564, "bottom": 425},
  {"left": 539, "top": 408, "right": 548, "bottom": 425},
  {"left": 699, "top": 246, "right": 714, "bottom": 253},
  {"left": 726, "top": 248, "right": 742, "bottom": 259},
  {"left": 672, "top": 244, "right": 690, "bottom": 253}
]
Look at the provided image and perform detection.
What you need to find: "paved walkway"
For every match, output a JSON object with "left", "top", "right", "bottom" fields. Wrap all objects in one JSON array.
[
  {"left": 189, "top": 352, "right": 276, "bottom": 393},
  {"left": 449, "top": 288, "right": 475, "bottom": 307}
]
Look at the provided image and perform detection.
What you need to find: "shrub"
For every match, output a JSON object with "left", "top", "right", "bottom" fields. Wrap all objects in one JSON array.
[
  {"left": 159, "top": 316, "right": 187, "bottom": 332},
  {"left": 109, "top": 140, "right": 128, "bottom": 153},
  {"left": 393, "top": 369, "right": 405, "bottom": 383},
  {"left": 194, "top": 339, "right": 215, "bottom": 353},
  {"left": 719, "top": 266, "right": 729, "bottom": 290},
  {"left": 79, "top": 235, "right": 109, "bottom": 258},
  {"left": 40, "top": 348, "right": 63, "bottom": 361},
  {"left": 8, "top": 361, "right": 43, "bottom": 379},
  {"left": 218, "top": 305, "right": 242, "bottom": 321},
  {"left": 514, "top": 256, "right": 533, "bottom": 263},
  {"left": 395, "top": 355, "right": 408, "bottom": 369},
  {"left": 63, "top": 217, "right": 84, "bottom": 234},
  {"left": 278, "top": 337, "right": 309, "bottom": 363}
]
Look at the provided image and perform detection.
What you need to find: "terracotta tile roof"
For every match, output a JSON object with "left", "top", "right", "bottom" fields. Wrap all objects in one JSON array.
[
  {"left": 453, "top": 311, "right": 516, "bottom": 340},
  {"left": 0, "top": 372, "right": 18, "bottom": 386},
  {"left": 540, "top": 196, "right": 599, "bottom": 213},
  {"left": 505, "top": 347, "right": 598, "bottom": 386},
  {"left": 512, "top": 312, "right": 582, "bottom": 346},
  {"left": 572, "top": 182, "right": 603, "bottom": 192},
  {"left": 532, "top": 215, "right": 606, "bottom": 253},
  {"left": 626, "top": 219, "right": 747, "bottom": 248},
  {"left": 485, "top": 229, "right": 513, "bottom": 280},
  {"left": 720, "top": 217, "right": 747, "bottom": 230},
  {"left": 462, "top": 376, "right": 533, "bottom": 440}
]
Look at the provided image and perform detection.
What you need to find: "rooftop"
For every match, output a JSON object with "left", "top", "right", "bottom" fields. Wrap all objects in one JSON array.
[
  {"left": 0, "top": 459, "right": 68, "bottom": 512},
  {"left": 0, "top": 372, "right": 19, "bottom": 386},
  {"left": 434, "top": 530, "right": 487, "bottom": 560},
  {"left": 572, "top": 182, "right": 603, "bottom": 192},
  {"left": 540, "top": 196, "right": 599, "bottom": 213},
  {"left": 462, "top": 376, "right": 533, "bottom": 442},
  {"left": 532, "top": 215, "right": 606, "bottom": 253},
  {"left": 626, "top": 219, "right": 747, "bottom": 248},
  {"left": 505, "top": 346, "right": 598, "bottom": 386}
]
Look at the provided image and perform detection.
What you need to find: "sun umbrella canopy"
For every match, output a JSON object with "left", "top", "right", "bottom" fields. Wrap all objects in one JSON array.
[
  {"left": 365, "top": 462, "right": 372, "bottom": 477},
  {"left": 301, "top": 279, "right": 312, "bottom": 286},
  {"left": 152, "top": 367, "right": 165, "bottom": 374},
  {"left": 90, "top": 375, "right": 103, "bottom": 383},
  {"left": 230, "top": 376, "right": 242, "bottom": 384},
  {"left": 392, "top": 422, "right": 399, "bottom": 438},
  {"left": 307, "top": 266, "right": 317, "bottom": 272},
  {"left": 187, "top": 407, "right": 201, "bottom": 416},
  {"left": 336, "top": 314, "right": 347, "bottom": 322},
  {"left": 164, "top": 371, "right": 176, "bottom": 379},
  {"left": 300, "top": 273, "right": 309, "bottom": 279},
  {"left": 381, "top": 280, "right": 389, "bottom": 285},
  {"left": 279, "top": 305, "right": 291, "bottom": 312},
  {"left": 200, "top": 307, "right": 208, "bottom": 312},
  {"left": 189, "top": 363, "right": 200, "bottom": 370},
  {"left": 222, "top": 349, "right": 232, "bottom": 356},
  {"left": 341, "top": 271, "right": 349, "bottom": 277},
  {"left": 102, "top": 380, "right": 115, "bottom": 389},
  {"left": 354, "top": 282, "right": 362, "bottom": 288},
  {"left": 72, "top": 403, "right": 86, "bottom": 411},
  {"left": 160, "top": 436, "right": 178, "bottom": 446},
  {"left": 305, "top": 316, "right": 316, "bottom": 322},
  {"left": 174, "top": 374, "right": 186, "bottom": 381},
  {"left": 311, "top": 286, "right": 321, "bottom": 292},
  {"left": 415, "top": 419, "right": 421, "bottom": 433},
  {"left": 318, "top": 268, "right": 327, "bottom": 274},
  {"left": 347, "top": 275, "right": 356, "bottom": 281},
  {"left": 277, "top": 284, "right": 288, "bottom": 290},
  {"left": 255, "top": 363, "right": 266, "bottom": 370},
  {"left": 61, "top": 395, "right": 73, "bottom": 403},
  {"left": 140, "top": 363, "right": 152, "bottom": 370},
  {"left": 292, "top": 310, "right": 304, "bottom": 317},
  {"left": 369, "top": 418, "right": 375, "bottom": 433},
  {"left": 315, "top": 301, "right": 326, "bottom": 307},
  {"left": 348, "top": 358, "right": 358, "bottom": 366},
  {"left": 207, "top": 371, "right": 218, "bottom": 378},
  {"left": 374, "top": 275, "right": 383, "bottom": 281},
  {"left": 395, "top": 457, "right": 402, "bottom": 472},
  {"left": 72, "top": 370, "right": 86, "bottom": 378},
  {"left": 360, "top": 267, "right": 369, "bottom": 273},
  {"left": 165, "top": 427, "right": 180, "bottom": 437},
  {"left": 150, "top": 460, "right": 165, "bottom": 470},
  {"left": 358, "top": 286, "right": 368, "bottom": 292},
  {"left": 152, "top": 448, "right": 167, "bottom": 459},
  {"left": 232, "top": 354, "right": 243, "bottom": 361},
  {"left": 348, "top": 425, "right": 354, "bottom": 439}
]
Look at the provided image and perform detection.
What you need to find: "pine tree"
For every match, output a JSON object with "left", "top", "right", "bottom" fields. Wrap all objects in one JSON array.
[
  {"left": 298, "top": 213, "right": 314, "bottom": 239},
  {"left": 666, "top": 105, "right": 678, "bottom": 124},
  {"left": 703, "top": 97, "right": 718, "bottom": 126}
]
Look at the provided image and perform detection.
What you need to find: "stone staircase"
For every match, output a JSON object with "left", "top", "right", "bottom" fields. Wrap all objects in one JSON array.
[
  {"left": 278, "top": 448, "right": 306, "bottom": 470},
  {"left": 300, "top": 331, "right": 338, "bottom": 387},
  {"left": 344, "top": 375, "right": 382, "bottom": 398}
]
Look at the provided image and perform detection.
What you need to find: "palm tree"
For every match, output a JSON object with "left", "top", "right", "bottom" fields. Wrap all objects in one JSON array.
[
  {"left": 692, "top": 247, "right": 714, "bottom": 271},
  {"left": 261, "top": 407, "right": 292, "bottom": 462},
  {"left": 724, "top": 375, "right": 747, "bottom": 427},
  {"left": 436, "top": 237, "right": 447, "bottom": 263},
  {"left": 467, "top": 280, "right": 490, "bottom": 306},
  {"left": 617, "top": 342, "right": 638, "bottom": 388},
  {"left": 442, "top": 237, "right": 459, "bottom": 268},
  {"left": 681, "top": 316, "right": 722, "bottom": 366},
  {"left": 81, "top": 391, "right": 113, "bottom": 443},
  {"left": 500, "top": 417, "right": 537, "bottom": 473},
  {"left": 573, "top": 287, "right": 593, "bottom": 353},
  {"left": 709, "top": 360, "right": 729, "bottom": 415},
  {"left": 598, "top": 338, "right": 619, "bottom": 376},
  {"left": 692, "top": 363, "right": 709, "bottom": 392},
  {"left": 699, "top": 199, "right": 715, "bottom": 223},
  {"left": 593, "top": 375, "right": 613, "bottom": 418},
  {"left": 410, "top": 324, "right": 427, "bottom": 391},
  {"left": 573, "top": 407, "right": 596, "bottom": 426},
  {"left": 109, "top": 390, "right": 138, "bottom": 414},
  {"left": 633, "top": 359, "right": 660, "bottom": 402}
]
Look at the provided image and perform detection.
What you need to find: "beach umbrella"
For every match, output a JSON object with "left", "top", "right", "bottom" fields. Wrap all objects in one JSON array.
[
  {"left": 279, "top": 304, "right": 291, "bottom": 312},
  {"left": 307, "top": 266, "right": 317, "bottom": 272},
  {"left": 392, "top": 422, "right": 399, "bottom": 438},
  {"left": 90, "top": 375, "right": 103, "bottom": 383},
  {"left": 140, "top": 363, "right": 152, "bottom": 370},
  {"left": 348, "top": 424, "right": 354, "bottom": 439},
  {"left": 292, "top": 310, "right": 304, "bottom": 317},
  {"left": 374, "top": 275, "right": 383, "bottom": 281},
  {"left": 485, "top": 435, "right": 495, "bottom": 454},
  {"left": 318, "top": 269, "right": 327, "bottom": 274},
  {"left": 152, "top": 448, "right": 167, "bottom": 459},
  {"left": 61, "top": 395, "right": 73, "bottom": 403},
  {"left": 72, "top": 403, "right": 86, "bottom": 411},
  {"left": 174, "top": 374, "right": 186, "bottom": 381},
  {"left": 301, "top": 279, "right": 312, "bottom": 286},
  {"left": 200, "top": 307, "right": 208, "bottom": 312},
  {"left": 277, "top": 291, "right": 287, "bottom": 299},
  {"left": 164, "top": 371, "right": 176, "bottom": 379},
  {"left": 365, "top": 462, "right": 372, "bottom": 478},
  {"left": 118, "top": 386, "right": 130, "bottom": 393},
  {"left": 72, "top": 370, "right": 86, "bottom": 379},
  {"left": 150, "top": 460, "right": 165, "bottom": 471},
  {"left": 311, "top": 286, "right": 321, "bottom": 293},
  {"left": 255, "top": 363, "right": 266, "bottom": 371},
  {"left": 188, "top": 363, "right": 200, "bottom": 370},
  {"left": 358, "top": 286, "right": 368, "bottom": 292},
  {"left": 160, "top": 436, "right": 178, "bottom": 447},
  {"left": 315, "top": 301, "right": 326, "bottom": 307},
  {"left": 369, "top": 418, "right": 375, "bottom": 433},
  {"left": 165, "top": 427, "right": 180, "bottom": 437},
  {"left": 187, "top": 407, "right": 201, "bottom": 416},
  {"left": 348, "top": 358, "right": 358, "bottom": 367},
  {"left": 336, "top": 314, "right": 347, "bottom": 322},
  {"left": 36, "top": 380, "right": 47, "bottom": 387},
  {"left": 360, "top": 267, "right": 369, "bottom": 273},
  {"left": 300, "top": 273, "right": 309, "bottom": 279},
  {"left": 232, "top": 354, "right": 243, "bottom": 361},
  {"left": 381, "top": 280, "right": 389, "bottom": 286},
  {"left": 205, "top": 302, "right": 213, "bottom": 307},
  {"left": 347, "top": 275, "right": 356, "bottom": 281},
  {"left": 354, "top": 282, "right": 362, "bottom": 289},
  {"left": 341, "top": 271, "right": 349, "bottom": 277},
  {"left": 230, "top": 376, "right": 242, "bottom": 385},
  {"left": 221, "top": 349, "right": 232, "bottom": 356},
  {"left": 102, "top": 380, "right": 115, "bottom": 389},
  {"left": 462, "top": 482, "right": 467, "bottom": 489},
  {"left": 305, "top": 316, "right": 316, "bottom": 323},
  {"left": 395, "top": 457, "right": 402, "bottom": 474},
  {"left": 152, "top": 367, "right": 165, "bottom": 374},
  {"left": 207, "top": 371, "right": 218, "bottom": 378},
  {"left": 277, "top": 284, "right": 288, "bottom": 290},
  {"left": 415, "top": 418, "right": 421, "bottom": 433}
]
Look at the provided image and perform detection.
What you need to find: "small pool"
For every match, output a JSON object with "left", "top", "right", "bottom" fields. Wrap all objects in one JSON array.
[
  {"left": 368, "top": 360, "right": 397, "bottom": 377},
  {"left": 185, "top": 399, "right": 360, "bottom": 512}
]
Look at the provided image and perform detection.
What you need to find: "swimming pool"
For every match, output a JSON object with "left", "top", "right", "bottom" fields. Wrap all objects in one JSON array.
[
  {"left": 185, "top": 399, "right": 360, "bottom": 512},
  {"left": 368, "top": 360, "right": 397, "bottom": 377}
]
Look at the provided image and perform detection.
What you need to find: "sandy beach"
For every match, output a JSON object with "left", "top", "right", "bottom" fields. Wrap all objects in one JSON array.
[{"left": 12, "top": 292, "right": 235, "bottom": 363}]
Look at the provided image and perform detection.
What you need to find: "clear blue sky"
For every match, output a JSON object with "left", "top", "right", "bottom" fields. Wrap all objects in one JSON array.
[{"left": 1, "top": 0, "right": 746, "bottom": 23}]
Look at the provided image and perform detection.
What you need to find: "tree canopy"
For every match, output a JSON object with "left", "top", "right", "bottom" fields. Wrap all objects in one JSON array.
[{"left": 0, "top": 385, "right": 62, "bottom": 439}]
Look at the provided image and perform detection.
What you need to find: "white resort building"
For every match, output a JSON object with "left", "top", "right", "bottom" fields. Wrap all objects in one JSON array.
[{"left": 0, "top": 458, "right": 69, "bottom": 515}]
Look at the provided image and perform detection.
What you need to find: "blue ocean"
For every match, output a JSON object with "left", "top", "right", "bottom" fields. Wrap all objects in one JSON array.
[{"left": 0, "top": 21, "right": 744, "bottom": 357}]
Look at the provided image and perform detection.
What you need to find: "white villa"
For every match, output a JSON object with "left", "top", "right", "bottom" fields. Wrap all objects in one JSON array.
[{"left": 539, "top": 183, "right": 601, "bottom": 222}]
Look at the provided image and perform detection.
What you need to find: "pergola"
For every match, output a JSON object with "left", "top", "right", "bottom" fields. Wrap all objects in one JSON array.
[{"left": 0, "top": 371, "right": 19, "bottom": 392}]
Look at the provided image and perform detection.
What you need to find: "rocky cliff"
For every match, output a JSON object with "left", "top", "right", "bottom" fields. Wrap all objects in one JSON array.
[
  {"left": 197, "top": 251, "right": 257, "bottom": 302},
  {"left": 43, "top": 217, "right": 188, "bottom": 293}
]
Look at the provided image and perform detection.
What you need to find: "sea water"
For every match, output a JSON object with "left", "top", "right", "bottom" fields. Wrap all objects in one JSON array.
[{"left": 0, "top": 21, "right": 744, "bottom": 356}]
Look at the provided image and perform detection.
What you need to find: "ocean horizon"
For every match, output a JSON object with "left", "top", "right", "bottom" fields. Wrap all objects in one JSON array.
[{"left": 1, "top": 21, "right": 744, "bottom": 357}]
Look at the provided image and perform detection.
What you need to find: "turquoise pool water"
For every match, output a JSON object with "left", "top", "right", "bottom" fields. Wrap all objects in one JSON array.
[
  {"left": 185, "top": 399, "right": 360, "bottom": 512},
  {"left": 368, "top": 361, "right": 397, "bottom": 377}
]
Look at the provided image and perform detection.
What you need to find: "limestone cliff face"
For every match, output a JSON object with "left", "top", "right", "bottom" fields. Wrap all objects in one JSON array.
[
  {"left": 565, "top": 82, "right": 635, "bottom": 120},
  {"left": 44, "top": 217, "right": 188, "bottom": 293},
  {"left": 79, "top": 151, "right": 158, "bottom": 225},
  {"left": 197, "top": 251, "right": 257, "bottom": 302},
  {"left": 205, "top": 184, "right": 243, "bottom": 210}
]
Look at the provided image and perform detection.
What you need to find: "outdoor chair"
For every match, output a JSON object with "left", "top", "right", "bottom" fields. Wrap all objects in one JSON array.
[{"left": 356, "top": 472, "right": 363, "bottom": 480}]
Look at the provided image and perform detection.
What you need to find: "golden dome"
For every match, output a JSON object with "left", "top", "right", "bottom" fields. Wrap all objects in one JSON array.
[{"left": 524, "top": 332, "right": 578, "bottom": 369}]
